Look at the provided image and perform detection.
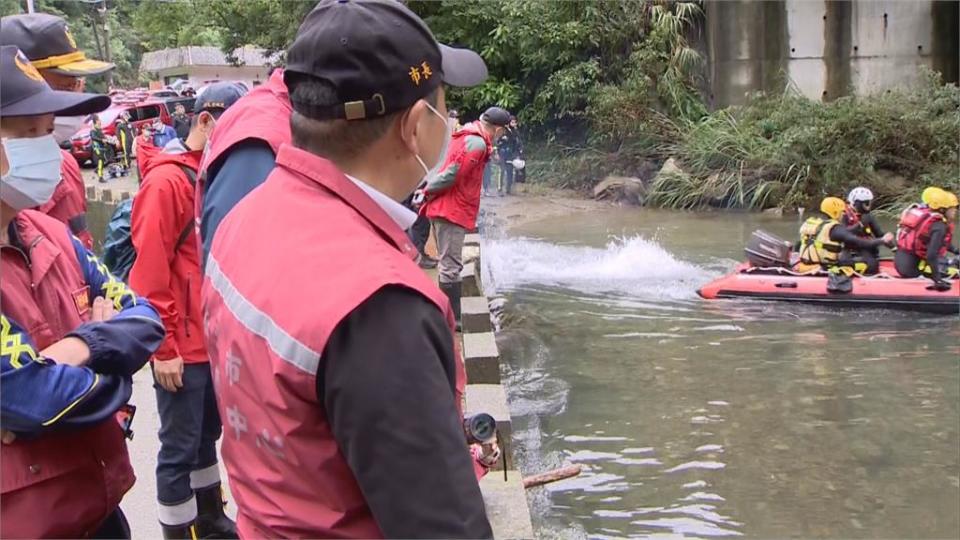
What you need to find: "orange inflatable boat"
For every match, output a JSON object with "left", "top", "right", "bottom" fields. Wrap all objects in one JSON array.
[{"left": 698, "top": 260, "right": 959, "bottom": 314}]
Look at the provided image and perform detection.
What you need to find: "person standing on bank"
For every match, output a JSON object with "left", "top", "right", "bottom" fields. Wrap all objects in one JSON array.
[
  {"left": 129, "top": 83, "right": 245, "bottom": 540},
  {"left": 1, "top": 12, "right": 115, "bottom": 249},
  {"left": 202, "top": 1, "right": 497, "bottom": 537},
  {"left": 496, "top": 115, "right": 523, "bottom": 196},
  {"left": 421, "top": 106, "right": 510, "bottom": 328},
  {"left": 172, "top": 102, "right": 191, "bottom": 140},
  {"left": 0, "top": 45, "right": 165, "bottom": 539}
]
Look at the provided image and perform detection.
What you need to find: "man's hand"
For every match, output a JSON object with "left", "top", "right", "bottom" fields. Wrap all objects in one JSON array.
[
  {"left": 476, "top": 441, "right": 501, "bottom": 468},
  {"left": 881, "top": 232, "right": 895, "bottom": 247},
  {"left": 41, "top": 336, "right": 91, "bottom": 366},
  {"left": 1, "top": 430, "right": 16, "bottom": 445},
  {"left": 154, "top": 357, "right": 185, "bottom": 392},
  {"left": 91, "top": 296, "right": 118, "bottom": 322}
]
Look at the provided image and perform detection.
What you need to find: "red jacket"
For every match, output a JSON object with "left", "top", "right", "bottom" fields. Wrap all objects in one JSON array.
[
  {"left": 129, "top": 148, "right": 207, "bottom": 363},
  {"left": 35, "top": 150, "right": 93, "bottom": 249},
  {"left": 202, "top": 145, "right": 469, "bottom": 538},
  {"left": 134, "top": 134, "right": 160, "bottom": 182},
  {"left": 1, "top": 210, "right": 135, "bottom": 539},
  {"left": 421, "top": 121, "right": 492, "bottom": 230}
]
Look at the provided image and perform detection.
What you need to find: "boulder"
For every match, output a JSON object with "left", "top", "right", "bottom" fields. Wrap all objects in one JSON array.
[
  {"left": 656, "top": 157, "right": 688, "bottom": 182},
  {"left": 593, "top": 175, "right": 646, "bottom": 206}
]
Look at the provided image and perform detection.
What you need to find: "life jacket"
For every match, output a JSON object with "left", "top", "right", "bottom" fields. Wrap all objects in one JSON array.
[
  {"left": 421, "top": 121, "right": 493, "bottom": 231},
  {"left": 798, "top": 216, "right": 842, "bottom": 265},
  {"left": 0, "top": 210, "right": 135, "bottom": 539},
  {"left": 843, "top": 205, "right": 875, "bottom": 238},
  {"left": 202, "top": 145, "right": 467, "bottom": 539},
  {"left": 897, "top": 204, "right": 953, "bottom": 258}
]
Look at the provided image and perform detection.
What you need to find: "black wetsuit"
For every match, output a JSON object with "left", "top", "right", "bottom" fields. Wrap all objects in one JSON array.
[{"left": 841, "top": 211, "right": 885, "bottom": 274}]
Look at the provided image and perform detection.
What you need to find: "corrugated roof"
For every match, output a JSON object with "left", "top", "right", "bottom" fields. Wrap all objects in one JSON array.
[{"left": 140, "top": 46, "right": 276, "bottom": 72}]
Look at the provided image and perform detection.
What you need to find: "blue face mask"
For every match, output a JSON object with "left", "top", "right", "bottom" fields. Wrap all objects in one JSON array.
[
  {"left": 1, "top": 135, "right": 63, "bottom": 211},
  {"left": 414, "top": 102, "right": 452, "bottom": 182}
]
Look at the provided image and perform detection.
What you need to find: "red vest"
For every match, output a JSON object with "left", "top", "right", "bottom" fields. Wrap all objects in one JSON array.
[
  {"left": 0, "top": 210, "right": 135, "bottom": 539},
  {"left": 197, "top": 69, "right": 292, "bottom": 220},
  {"left": 422, "top": 122, "right": 492, "bottom": 230},
  {"left": 202, "top": 145, "right": 467, "bottom": 539},
  {"left": 897, "top": 205, "right": 954, "bottom": 258},
  {"left": 35, "top": 150, "right": 93, "bottom": 249}
]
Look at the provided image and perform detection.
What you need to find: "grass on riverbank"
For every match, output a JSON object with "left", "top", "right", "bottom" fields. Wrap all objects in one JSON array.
[{"left": 527, "top": 70, "right": 960, "bottom": 212}]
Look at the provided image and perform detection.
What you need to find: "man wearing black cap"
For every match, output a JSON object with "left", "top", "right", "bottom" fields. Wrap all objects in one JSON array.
[
  {"left": 1, "top": 45, "right": 165, "bottom": 539},
  {"left": 421, "top": 105, "right": 510, "bottom": 328},
  {"left": 128, "top": 82, "right": 245, "bottom": 540},
  {"left": 202, "top": 1, "right": 496, "bottom": 537},
  {"left": 2, "top": 13, "right": 116, "bottom": 250}
]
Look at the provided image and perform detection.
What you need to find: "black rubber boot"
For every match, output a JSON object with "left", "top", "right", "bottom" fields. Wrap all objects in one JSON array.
[
  {"left": 194, "top": 485, "right": 237, "bottom": 539},
  {"left": 160, "top": 521, "right": 198, "bottom": 540},
  {"left": 440, "top": 281, "right": 462, "bottom": 332}
]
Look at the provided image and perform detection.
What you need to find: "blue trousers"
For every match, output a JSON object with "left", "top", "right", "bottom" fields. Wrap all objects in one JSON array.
[{"left": 153, "top": 362, "right": 222, "bottom": 506}]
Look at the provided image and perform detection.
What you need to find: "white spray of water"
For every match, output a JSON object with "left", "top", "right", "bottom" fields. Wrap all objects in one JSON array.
[{"left": 483, "top": 235, "right": 715, "bottom": 300}]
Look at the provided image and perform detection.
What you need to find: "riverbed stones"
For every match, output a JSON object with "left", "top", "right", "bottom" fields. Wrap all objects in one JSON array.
[
  {"left": 593, "top": 175, "right": 645, "bottom": 205},
  {"left": 655, "top": 157, "right": 689, "bottom": 184}
]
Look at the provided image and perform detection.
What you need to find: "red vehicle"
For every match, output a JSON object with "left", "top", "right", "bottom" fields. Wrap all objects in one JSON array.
[{"left": 63, "top": 94, "right": 194, "bottom": 165}]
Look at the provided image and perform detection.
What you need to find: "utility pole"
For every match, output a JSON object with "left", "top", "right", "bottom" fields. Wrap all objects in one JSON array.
[
  {"left": 25, "top": 0, "right": 34, "bottom": 13},
  {"left": 98, "top": 1, "right": 113, "bottom": 89}
]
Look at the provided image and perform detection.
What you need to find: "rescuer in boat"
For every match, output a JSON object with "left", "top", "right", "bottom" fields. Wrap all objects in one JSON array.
[
  {"left": 894, "top": 188, "right": 959, "bottom": 290},
  {"left": 797, "top": 197, "right": 894, "bottom": 274},
  {"left": 840, "top": 187, "right": 888, "bottom": 274}
]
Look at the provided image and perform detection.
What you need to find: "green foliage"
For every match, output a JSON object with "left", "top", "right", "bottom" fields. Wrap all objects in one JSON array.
[
  {"left": 414, "top": 0, "right": 705, "bottom": 136},
  {"left": 649, "top": 69, "right": 960, "bottom": 210}
]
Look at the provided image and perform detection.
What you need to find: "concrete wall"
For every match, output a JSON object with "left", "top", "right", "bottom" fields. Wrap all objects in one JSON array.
[
  {"left": 703, "top": 0, "right": 959, "bottom": 107},
  {"left": 154, "top": 65, "right": 271, "bottom": 91}
]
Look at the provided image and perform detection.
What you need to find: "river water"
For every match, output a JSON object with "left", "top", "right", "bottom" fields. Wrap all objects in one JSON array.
[{"left": 481, "top": 207, "right": 959, "bottom": 539}]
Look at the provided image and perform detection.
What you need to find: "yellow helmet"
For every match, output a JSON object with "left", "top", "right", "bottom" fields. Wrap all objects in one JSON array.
[
  {"left": 929, "top": 189, "right": 959, "bottom": 210},
  {"left": 820, "top": 197, "right": 846, "bottom": 220},
  {"left": 921, "top": 187, "right": 944, "bottom": 206}
]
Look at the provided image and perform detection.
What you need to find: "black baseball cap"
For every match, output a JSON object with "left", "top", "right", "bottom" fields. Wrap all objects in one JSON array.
[
  {"left": 1, "top": 13, "right": 114, "bottom": 76},
  {"left": 480, "top": 107, "right": 511, "bottom": 127},
  {"left": 0, "top": 46, "right": 111, "bottom": 117},
  {"left": 193, "top": 82, "right": 247, "bottom": 118},
  {"left": 285, "top": 0, "right": 488, "bottom": 121}
]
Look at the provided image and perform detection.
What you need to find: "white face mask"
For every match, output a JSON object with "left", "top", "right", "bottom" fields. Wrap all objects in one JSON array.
[
  {"left": 52, "top": 116, "right": 87, "bottom": 145},
  {"left": 414, "top": 102, "right": 452, "bottom": 183},
  {"left": 1, "top": 135, "right": 63, "bottom": 211}
]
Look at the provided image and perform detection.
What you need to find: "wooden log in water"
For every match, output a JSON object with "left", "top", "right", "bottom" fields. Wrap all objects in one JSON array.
[{"left": 522, "top": 465, "right": 582, "bottom": 489}]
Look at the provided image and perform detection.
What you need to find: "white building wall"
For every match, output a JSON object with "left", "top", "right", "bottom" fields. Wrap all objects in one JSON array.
[{"left": 156, "top": 65, "right": 271, "bottom": 91}]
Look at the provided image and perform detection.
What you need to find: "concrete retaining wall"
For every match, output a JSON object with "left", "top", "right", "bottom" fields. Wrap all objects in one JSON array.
[
  {"left": 460, "top": 233, "right": 535, "bottom": 539},
  {"left": 702, "top": 0, "right": 959, "bottom": 106}
]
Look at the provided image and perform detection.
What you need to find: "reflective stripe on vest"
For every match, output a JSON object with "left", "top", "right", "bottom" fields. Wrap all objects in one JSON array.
[{"left": 205, "top": 254, "right": 320, "bottom": 374}]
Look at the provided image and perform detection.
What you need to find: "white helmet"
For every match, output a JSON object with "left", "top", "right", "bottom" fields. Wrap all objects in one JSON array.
[
  {"left": 511, "top": 158, "right": 526, "bottom": 170},
  {"left": 847, "top": 186, "right": 874, "bottom": 205}
]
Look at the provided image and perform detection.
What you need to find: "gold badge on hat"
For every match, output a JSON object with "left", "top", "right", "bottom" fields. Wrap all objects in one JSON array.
[
  {"left": 14, "top": 51, "right": 43, "bottom": 82},
  {"left": 64, "top": 25, "right": 78, "bottom": 50}
]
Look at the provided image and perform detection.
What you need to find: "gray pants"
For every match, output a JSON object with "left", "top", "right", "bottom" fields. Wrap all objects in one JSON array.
[{"left": 432, "top": 218, "right": 466, "bottom": 284}]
